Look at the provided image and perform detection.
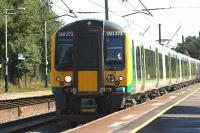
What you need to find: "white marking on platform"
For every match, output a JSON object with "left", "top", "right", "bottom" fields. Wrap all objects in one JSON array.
[
  {"left": 108, "top": 122, "right": 125, "bottom": 127},
  {"left": 169, "top": 96, "right": 176, "bottom": 99},
  {"left": 151, "top": 103, "right": 163, "bottom": 106},
  {"left": 121, "top": 115, "right": 135, "bottom": 120}
]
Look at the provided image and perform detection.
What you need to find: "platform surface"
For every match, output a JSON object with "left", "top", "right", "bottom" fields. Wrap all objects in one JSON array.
[
  {"left": 137, "top": 85, "right": 200, "bottom": 133},
  {"left": 0, "top": 90, "right": 52, "bottom": 101},
  {"left": 66, "top": 83, "right": 200, "bottom": 133}
]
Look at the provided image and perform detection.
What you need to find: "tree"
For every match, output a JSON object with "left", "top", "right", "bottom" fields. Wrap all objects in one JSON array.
[
  {"left": 0, "top": 0, "right": 61, "bottom": 85},
  {"left": 175, "top": 36, "right": 200, "bottom": 60}
]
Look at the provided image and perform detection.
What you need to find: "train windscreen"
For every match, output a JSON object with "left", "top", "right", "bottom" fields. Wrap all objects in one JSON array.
[
  {"left": 55, "top": 36, "right": 73, "bottom": 70},
  {"left": 105, "top": 36, "right": 125, "bottom": 70}
]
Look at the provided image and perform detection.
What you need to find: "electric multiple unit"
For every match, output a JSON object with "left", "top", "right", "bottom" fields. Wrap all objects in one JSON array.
[{"left": 51, "top": 19, "right": 200, "bottom": 114}]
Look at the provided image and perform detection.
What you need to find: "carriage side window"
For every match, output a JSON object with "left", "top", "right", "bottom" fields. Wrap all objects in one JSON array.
[
  {"left": 136, "top": 46, "right": 141, "bottom": 81},
  {"left": 177, "top": 58, "right": 180, "bottom": 79},
  {"left": 171, "top": 56, "right": 177, "bottom": 78},
  {"left": 186, "top": 60, "right": 189, "bottom": 78},
  {"left": 181, "top": 60, "right": 184, "bottom": 79},
  {"left": 193, "top": 62, "right": 196, "bottom": 76},
  {"left": 159, "top": 53, "right": 163, "bottom": 78},
  {"left": 191, "top": 62, "right": 195, "bottom": 77},
  {"left": 105, "top": 36, "right": 125, "bottom": 70},
  {"left": 55, "top": 37, "right": 73, "bottom": 70},
  {"left": 145, "top": 49, "right": 156, "bottom": 80},
  {"left": 165, "top": 55, "right": 169, "bottom": 79}
]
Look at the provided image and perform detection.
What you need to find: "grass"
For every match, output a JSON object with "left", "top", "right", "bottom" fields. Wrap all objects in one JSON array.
[{"left": 0, "top": 79, "right": 51, "bottom": 94}]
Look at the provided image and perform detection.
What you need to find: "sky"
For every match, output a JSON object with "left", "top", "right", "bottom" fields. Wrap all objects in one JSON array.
[{"left": 52, "top": 0, "right": 200, "bottom": 48}]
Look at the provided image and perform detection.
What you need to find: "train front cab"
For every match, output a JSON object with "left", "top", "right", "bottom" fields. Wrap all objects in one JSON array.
[
  {"left": 104, "top": 30, "right": 135, "bottom": 111},
  {"left": 51, "top": 20, "right": 135, "bottom": 114}
]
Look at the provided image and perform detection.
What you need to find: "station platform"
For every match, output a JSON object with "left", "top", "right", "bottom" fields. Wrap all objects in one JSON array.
[
  {"left": 0, "top": 90, "right": 52, "bottom": 101},
  {"left": 66, "top": 83, "right": 200, "bottom": 133},
  {"left": 137, "top": 84, "right": 200, "bottom": 133}
]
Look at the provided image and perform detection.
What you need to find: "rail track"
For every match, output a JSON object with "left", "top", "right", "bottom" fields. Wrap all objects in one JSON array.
[
  {"left": 1, "top": 80, "right": 199, "bottom": 133},
  {"left": 0, "top": 110, "right": 103, "bottom": 133},
  {"left": 0, "top": 95, "right": 55, "bottom": 123},
  {"left": 0, "top": 112, "right": 59, "bottom": 133},
  {"left": 0, "top": 94, "right": 101, "bottom": 132}
]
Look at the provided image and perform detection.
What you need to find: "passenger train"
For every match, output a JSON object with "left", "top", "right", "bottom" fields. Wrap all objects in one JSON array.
[{"left": 51, "top": 19, "right": 200, "bottom": 114}]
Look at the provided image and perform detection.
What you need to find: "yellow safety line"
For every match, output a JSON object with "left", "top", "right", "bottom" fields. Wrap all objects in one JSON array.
[{"left": 129, "top": 87, "right": 200, "bottom": 133}]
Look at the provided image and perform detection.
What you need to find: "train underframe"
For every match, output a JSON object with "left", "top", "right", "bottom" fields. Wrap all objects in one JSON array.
[
  {"left": 53, "top": 88, "right": 126, "bottom": 114},
  {"left": 53, "top": 79, "right": 199, "bottom": 115}
]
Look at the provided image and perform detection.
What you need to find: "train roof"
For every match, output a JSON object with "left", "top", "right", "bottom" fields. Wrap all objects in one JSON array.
[
  {"left": 127, "top": 28, "right": 200, "bottom": 62},
  {"left": 57, "top": 19, "right": 125, "bottom": 32}
]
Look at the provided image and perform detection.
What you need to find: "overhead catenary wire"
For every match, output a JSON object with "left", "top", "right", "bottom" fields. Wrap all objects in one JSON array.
[
  {"left": 171, "top": 6, "right": 200, "bottom": 9},
  {"left": 60, "top": 0, "right": 77, "bottom": 18},
  {"left": 141, "top": 26, "right": 150, "bottom": 36},
  {"left": 166, "top": 25, "right": 182, "bottom": 47},
  {"left": 87, "top": 0, "right": 156, "bottom": 36},
  {"left": 74, "top": 6, "right": 200, "bottom": 14},
  {"left": 87, "top": 0, "right": 129, "bottom": 20},
  {"left": 122, "top": 11, "right": 150, "bottom": 17},
  {"left": 72, "top": 5, "right": 174, "bottom": 34},
  {"left": 71, "top": 7, "right": 173, "bottom": 14},
  {"left": 53, "top": 0, "right": 156, "bottom": 37},
  {"left": 87, "top": 0, "right": 135, "bottom": 20},
  {"left": 52, "top": 2, "right": 69, "bottom": 13},
  {"left": 137, "top": 0, "right": 153, "bottom": 17},
  {"left": 169, "top": 25, "right": 182, "bottom": 41},
  {"left": 124, "top": 1, "right": 183, "bottom": 38},
  {"left": 51, "top": 0, "right": 200, "bottom": 48},
  {"left": 124, "top": 1, "right": 157, "bottom": 27},
  {"left": 121, "top": 0, "right": 158, "bottom": 36},
  {"left": 74, "top": 11, "right": 103, "bottom": 14},
  {"left": 49, "top": 13, "right": 76, "bottom": 20}
]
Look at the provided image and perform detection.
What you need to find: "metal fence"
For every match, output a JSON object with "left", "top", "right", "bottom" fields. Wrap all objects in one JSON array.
[{"left": 0, "top": 63, "right": 46, "bottom": 83}]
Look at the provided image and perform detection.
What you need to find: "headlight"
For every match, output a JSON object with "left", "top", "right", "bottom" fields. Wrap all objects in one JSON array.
[
  {"left": 118, "top": 76, "right": 124, "bottom": 81},
  {"left": 64, "top": 76, "right": 72, "bottom": 83},
  {"left": 56, "top": 77, "right": 61, "bottom": 82},
  {"left": 107, "top": 74, "right": 115, "bottom": 83}
]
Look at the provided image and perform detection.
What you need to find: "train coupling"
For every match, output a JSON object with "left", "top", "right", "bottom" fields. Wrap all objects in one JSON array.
[{"left": 81, "top": 98, "right": 97, "bottom": 113}]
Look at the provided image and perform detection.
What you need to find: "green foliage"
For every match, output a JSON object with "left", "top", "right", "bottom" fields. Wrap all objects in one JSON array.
[
  {"left": 175, "top": 36, "right": 200, "bottom": 60},
  {"left": 0, "top": 79, "right": 51, "bottom": 93},
  {"left": 0, "top": 0, "right": 61, "bottom": 84}
]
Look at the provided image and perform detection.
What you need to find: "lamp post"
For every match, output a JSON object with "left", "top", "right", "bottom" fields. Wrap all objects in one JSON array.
[
  {"left": 5, "top": 9, "right": 9, "bottom": 92},
  {"left": 44, "top": 21, "right": 48, "bottom": 88},
  {"left": 4, "top": 8, "right": 25, "bottom": 92},
  {"left": 44, "top": 20, "right": 59, "bottom": 88}
]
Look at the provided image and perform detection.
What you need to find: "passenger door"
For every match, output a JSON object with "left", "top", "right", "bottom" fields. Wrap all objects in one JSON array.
[{"left": 73, "top": 23, "right": 104, "bottom": 92}]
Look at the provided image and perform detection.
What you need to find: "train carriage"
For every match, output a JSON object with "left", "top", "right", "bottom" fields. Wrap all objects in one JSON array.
[{"left": 51, "top": 19, "right": 200, "bottom": 114}]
